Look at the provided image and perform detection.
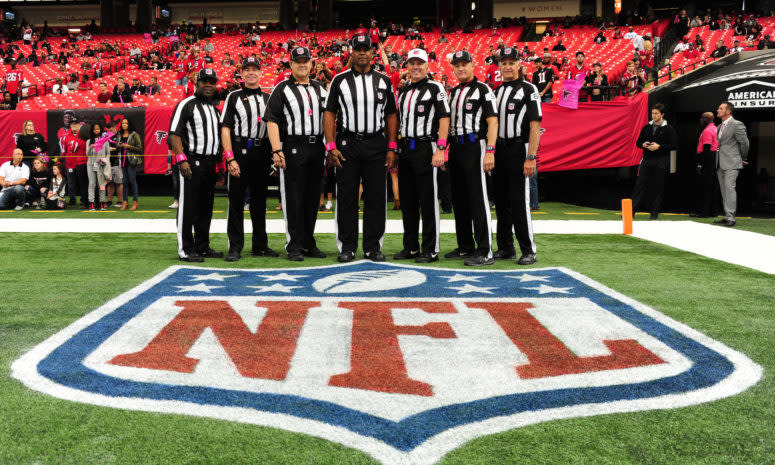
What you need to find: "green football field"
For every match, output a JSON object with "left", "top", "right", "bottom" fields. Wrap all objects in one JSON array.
[{"left": 1, "top": 226, "right": 773, "bottom": 464}]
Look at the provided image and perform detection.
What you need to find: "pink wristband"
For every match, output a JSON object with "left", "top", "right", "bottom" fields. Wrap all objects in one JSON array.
[
  {"left": 223, "top": 150, "right": 234, "bottom": 162},
  {"left": 485, "top": 149, "right": 495, "bottom": 154},
  {"left": 325, "top": 142, "right": 337, "bottom": 152},
  {"left": 388, "top": 141, "right": 398, "bottom": 150},
  {"left": 437, "top": 139, "right": 447, "bottom": 147},
  {"left": 175, "top": 153, "right": 187, "bottom": 163}
]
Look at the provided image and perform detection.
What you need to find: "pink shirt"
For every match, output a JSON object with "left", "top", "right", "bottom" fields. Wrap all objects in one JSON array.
[{"left": 697, "top": 123, "right": 719, "bottom": 154}]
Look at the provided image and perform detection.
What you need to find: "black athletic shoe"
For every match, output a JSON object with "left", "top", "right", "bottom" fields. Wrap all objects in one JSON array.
[
  {"left": 444, "top": 248, "right": 474, "bottom": 259},
  {"left": 713, "top": 218, "right": 730, "bottom": 225},
  {"left": 492, "top": 249, "right": 516, "bottom": 260},
  {"left": 725, "top": 220, "right": 736, "bottom": 227},
  {"left": 517, "top": 253, "right": 537, "bottom": 265},
  {"left": 199, "top": 248, "right": 224, "bottom": 258},
  {"left": 287, "top": 251, "right": 304, "bottom": 261},
  {"left": 179, "top": 253, "right": 204, "bottom": 263},
  {"left": 252, "top": 247, "right": 280, "bottom": 257},
  {"left": 303, "top": 247, "right": 327, "bottom": 258},
  {"left": 364, "top": 251, "right": 386, "bottom": 262},
  {"left": 337, "top": 251, "right": 356, "bottom": 263},
  {"left": 224, "top": 251, "right": 241, "bottom": 262},
  {"left": 649, "top": 213, "right": 659, "bottom": 220},
  {"left": 393, "top": 249, "right": 419, "bottom": 260},
  {"left": 464, "top": 255, "right": 495, "bottom": 266},
  {"left": 415, "top": 252, "right": 439, "bottom": 263}
]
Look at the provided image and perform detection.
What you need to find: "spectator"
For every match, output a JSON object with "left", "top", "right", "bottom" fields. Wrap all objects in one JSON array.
[
  {"left": 314, "top": 61, "right": 333, "bottom": 86},
  {"left": 66, "top": 74, "right": 79, "bottom": 92},
  {"left": 532, "top": 59, "right": 555, "bottom": 103},
  {"left": 613, "top": 29, "right": 623, "bottom": 40},
  {"left": 621, "top": 61, "right": 644, "bottom": 95},
  {"left": 565, "top": 51, "right": 589, "bottom": 80},
  {"left": 441, "top": 74, "right": 452, "bottom": 93},
  {"left": 129, "top": 78, "right": 146, "bottom": 95},
  {"left": 639, "top": 40, "right": 655, "bottom": 79},
  {"left": 438, "top": 34, "right": 448, "bottom": 44},
  {"left": 757, "top": 35, "right": 773, "bottom": 50},
  {"left": 61, "top": 118, "right": 88, "bottom": 208},
  {"left": 585, "top": 62, "right": 608, "bottom": 102},
  {"left": 16, "top": 120, "right": 47, "bottom": 164},
  {"left": 51, "top": 77, "right": 68, "bottom": 94},
  {"left": 714, "top": 101, "right": 749, "bottom": 227},
  {"left": 445, "top": 45, "right": 456, "bottom": 62},
  {"left": 24, "top": 157, "right": 51, "bottom": 208},
  {"left": 0, "top": 149, "right": 29, "bottom": 210},
  {"left": 632, "top": 103, "right": 678, "bottom": 220},
  {"left": 673, "top": 36, "right": 690, "bottom": 54},
  {"left": 730, "top": 40, "right": 744, "bottom": 53},
  {"left": 146, "top": 76, "right": 161, "bottom": 95},
  {"left": 111, "top": 82, "right": 133, "bottom": 103},
  {"left": 85, "top": 122, "right": 111, "bottom": 210},
  {"left": 691, "top": 112, "right": 719, "bottom": 218},
  {"left": 221, "top": 52, "right": 235, "bottom": 67},
  {"left": 710, "top": 40, "right": 728, "bottom": 58},
  {"left": 45, "top": 163, "right": 67, "bottom": 209},
  {"left": 129, "top": 44, "right": 141, "bottom": 56},
  {"left": 96, "top": 82, "right": 112, "bottom": 103},
  {"left": 77, "top": 74, "right": 92, "bottom": 91},
  {"left": 0, "top": 91, "right": 17, "bottom": 110},
  {"left": 552, "top": 40, "right": 567, "bottom": 51},
  {"left": 202, "top": 38, "right": 214, "bottom": 52},
  {"left": 116, "top": 118, "right": 142, "bottom": 210},
  {"left": 690, "top": 16, "right": 703, "bottom": 28},
  {"left": 594, "top": 31, "right": 607, "bottom": 44}
]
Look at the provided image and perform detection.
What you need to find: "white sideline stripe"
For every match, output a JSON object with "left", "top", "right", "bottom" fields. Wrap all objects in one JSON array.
[{"left": 1, "top": 219, "right": 774, "bottom": 275}]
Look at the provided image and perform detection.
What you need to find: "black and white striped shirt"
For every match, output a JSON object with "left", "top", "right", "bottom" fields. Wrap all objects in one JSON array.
[
  {"left": 448, "top": 77, "right": 497, "bottom": 137},
  {"left": 397, "top": 77, "right": 451, "bottom": 139},
  {"left": 220, "top": 86, "right": 268, "bottom": 139},
  {"left": 494, "top": 79, "right": 543, "bottom": 139},
  {"left": 264, "top": 77, "right": 327, "bottom": 137},
  {"left": 169, "top": 95, "right": 221, "bottom": 156},
  {"left": 325, "top": 68, "right": 397, "bottom": 134}
]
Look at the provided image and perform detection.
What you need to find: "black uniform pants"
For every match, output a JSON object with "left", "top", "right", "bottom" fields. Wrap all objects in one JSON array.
[
  {"left": 437, "top": 166, "right": 452, "bottom": 210},
  {"left": 494, "top": 140, "right": 535, "bottom": 256},
  {"left": 695, "top": 151, "right": 717, "bottom": 217},
  {"left": 448, "top": 139, "right": 492, "bottom": 257},
  {"left": 227, "top": 141, "right": 270, "bottom": 254},
  {"left": 632, "top": 155, "right": 669, "bottom": 215},
  {"left": 281, "top": 139, "right": 325, "bottom": 254},
  {"left": 335, "top": 133, "right": 387, "bottom": 254},
  {"left": 177, "top": 155, "right": 216, "bottom": 258},
  {"left": 399, "top": 139, "right": 439, "bottom": 254}
]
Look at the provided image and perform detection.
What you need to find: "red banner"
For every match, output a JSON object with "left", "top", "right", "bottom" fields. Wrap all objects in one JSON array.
[
  {"left": 539, "top": 93, "right": 648, "bottom": 172},
  {"left": 0, "top": 110, "right": 48, "bottom": 166},
  {"left": 144, "top": 107, "right": 174, "bottom": 174}
]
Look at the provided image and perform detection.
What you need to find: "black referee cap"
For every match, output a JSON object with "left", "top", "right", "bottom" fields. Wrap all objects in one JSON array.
[
  {"left": 290, "top": 46, "right": 312, "bottom": 61},
  {"left": 242, "top": 57, "right": 261, "bottom": 70},
  {"left": 498, "top": 47, "right": 520, "bottom": 62},
  {"left": 197, "top": 68, "right": 218, "bottom": 82},
  {"left": 352, "top": 34, "right": 372, "bottom": 50},
  {"left": 450, "top": 50, "right": 472, "bottom": 64}
]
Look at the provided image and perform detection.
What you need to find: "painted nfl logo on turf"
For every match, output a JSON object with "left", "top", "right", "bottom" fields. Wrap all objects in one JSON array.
[{"left": 12, "top": 262, "right": 762, "bottom": 465}]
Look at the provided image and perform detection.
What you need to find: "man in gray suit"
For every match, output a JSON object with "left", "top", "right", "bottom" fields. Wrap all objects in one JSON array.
[{"left": 714, "top": 101, "right": 749, "bottom": 227}]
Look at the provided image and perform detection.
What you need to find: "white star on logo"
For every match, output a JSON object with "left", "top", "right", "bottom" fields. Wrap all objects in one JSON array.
[
  {"left": 441, "top": 273, "right": 482, "bottom": 283},
  {"left": 508, "top": 274, "right": 551, "bottom": 283},
  {"left": 189, "top": 272, "right": 238, "bottom": 282},
  {"left": 175, "top": 283, "right": 224, "bottom": 293},
  {"left": 256, "top": 273, "right": 308, "bottom": 282},
  {"left": 448, "top": 284, "right": 495, "bottom": 294},
  {"left": 248, "top": 283, "right": 301, "bottom": 293},
  {"left": 525, "top": 284, "right": 573, "bottom": 295}
]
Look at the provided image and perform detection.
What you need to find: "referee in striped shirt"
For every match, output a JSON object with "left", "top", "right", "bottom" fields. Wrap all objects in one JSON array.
[
  {"left": 393, "top": 48, "right": 450, "bottom": 263},
  {"left": 221, "top": 57, "right": 279, "bottom": 262},
  {"left": 446, "top": 50, "right": 499, "bottom": 266},
  {"left": 493, "top": 48, "right": 542, "bottom": 265},
  {"left": 169, "top": 67, "right": 224, "bottom": 262},
  {"left": 265, "top": 47, "right": 328, "bottom": 261},
  {"left": 324, "top": 34, "right": 398, "bottom": 263}
]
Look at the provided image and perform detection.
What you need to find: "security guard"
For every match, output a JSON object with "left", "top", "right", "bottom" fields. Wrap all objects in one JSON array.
[
  {"left": 445, "top": 50, "right": 499, "bottom": 266},
  {"left": 221, "top": 57, "right": 279, "bottom": 262},
  {"left": 169, "top": 67, "right": 224, "bottom": 262},
  {"left": 393, "top": 48, "right": 450, "bottom": 263},
  {"left": 493, "top": 48, "right": 542, "bottom": 265},
  {"left": 265, "top": 47, "right": 328, "bottom": 261},
  {"left": 324, "top": 34, "right": 398, "bottom": 263}
]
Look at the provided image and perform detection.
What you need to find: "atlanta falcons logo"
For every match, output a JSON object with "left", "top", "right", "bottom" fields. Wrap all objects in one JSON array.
[
  {"left": 563, "top": 90, "right": 572, "bottom": 99},
  {"left": 12, "top": 132, "right": 22, "bottom": 145},
  {"left": 155, "top": 130, "right": 168, "bottom": 144}
]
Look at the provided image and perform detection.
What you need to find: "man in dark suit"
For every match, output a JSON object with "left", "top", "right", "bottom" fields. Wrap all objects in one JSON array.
[{"left": 714, "top": 102, "right": 749, "bottom": 227}]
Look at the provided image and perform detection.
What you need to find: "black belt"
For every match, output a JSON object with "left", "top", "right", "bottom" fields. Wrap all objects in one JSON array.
[
  {"left": 401, "top": 136, "right": 434, "bottom": 151},
  {"left": 232, "top": 136, "right": 263, "bottom": 148},
  {"left": 451, "top": 133, "right": 480, "bottom": 144},
  {"left": 497, "top": 136, "right": 524, "bottom": 145},
  {"left": 285, "top": 135, "right": 322, "bottom": 144},
  {"left": 339, "top": 131, "right": 381, "bottom": 140}
]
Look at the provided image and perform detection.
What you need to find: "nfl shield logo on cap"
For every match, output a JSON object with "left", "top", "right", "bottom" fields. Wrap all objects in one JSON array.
[
  {"left": 198, "top": 68, "right": 218, "bottom": 81},
  {"left": 407, "top": 48, "right": 428, "bottom": 63}
]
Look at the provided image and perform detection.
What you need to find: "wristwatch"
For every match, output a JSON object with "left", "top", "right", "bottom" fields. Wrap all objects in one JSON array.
[{"left": 526, "top": 154, "right": 537, "bottom": 160}]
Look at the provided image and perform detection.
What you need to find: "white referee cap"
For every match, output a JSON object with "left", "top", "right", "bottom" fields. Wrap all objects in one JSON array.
[{"left": 406, "top": 48, "right": 428, "bottom": 63}]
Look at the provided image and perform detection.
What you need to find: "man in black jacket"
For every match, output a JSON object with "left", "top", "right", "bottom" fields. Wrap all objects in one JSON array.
[{"left": 632, "top": 103, "right": 678, "bottom": 220}]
